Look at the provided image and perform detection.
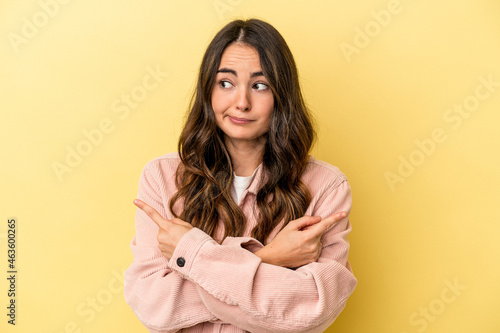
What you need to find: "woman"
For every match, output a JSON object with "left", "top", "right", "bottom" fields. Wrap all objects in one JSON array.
[{"left": 124, "top": 18, "right": 357, "bottom": 333}]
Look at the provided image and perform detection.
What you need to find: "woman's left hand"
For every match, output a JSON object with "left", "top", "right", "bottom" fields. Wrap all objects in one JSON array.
[{"left": 133, "top": 199, "right": 193, "bottom": 259}]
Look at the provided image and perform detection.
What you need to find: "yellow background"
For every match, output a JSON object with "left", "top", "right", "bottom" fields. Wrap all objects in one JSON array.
[{"left": 1, "top": 0, "right": 499, "bottom": 332}]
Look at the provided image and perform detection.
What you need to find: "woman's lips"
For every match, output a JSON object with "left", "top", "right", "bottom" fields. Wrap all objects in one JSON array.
[{"left": 228, "top": 116, "right": 253, "bottom": 124}]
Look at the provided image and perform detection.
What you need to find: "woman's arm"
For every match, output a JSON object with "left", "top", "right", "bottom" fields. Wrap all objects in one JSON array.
[
  {"left": 163, "top": 179, "right": 356, "bottom": 333},
  {"left": 253, "top": 212, "right": 346, "bottom": 269},
  {"left": 126, "top": 156, "right": 357, "bottom": 332},
  {"left": 124, "top": 160, "right": 220, "bottom": 332}
]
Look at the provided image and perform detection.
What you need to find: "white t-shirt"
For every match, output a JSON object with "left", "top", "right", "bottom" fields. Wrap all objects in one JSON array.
[{"left": 231, "top": 173, "right": 253, "bottom": 204}]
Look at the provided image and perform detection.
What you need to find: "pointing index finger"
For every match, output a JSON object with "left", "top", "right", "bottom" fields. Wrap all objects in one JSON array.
[
  {"left": 313, "top": 211, "right": 347, "bottom": 234},
  {"left": 133, "top": 199, "right": 166, "bottom": 227},
  {"left": 324, "top": 211, "right": 347, "bottom": 230}
]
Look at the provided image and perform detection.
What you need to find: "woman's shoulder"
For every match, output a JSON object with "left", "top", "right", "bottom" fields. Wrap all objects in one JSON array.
[
  {"left": 303, "top": 155, "right": 348, "bottom": 189},
  {"left": 142, "top": 152, "right": 181, "bottom": 175},
  {"left": 149, "top": 152, "right": 181, "bottom": 163}
]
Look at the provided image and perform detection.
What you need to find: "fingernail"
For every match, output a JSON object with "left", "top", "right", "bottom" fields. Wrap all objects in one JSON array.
[{"left": 340, "top": 212, "right": 347, "bottom": 218}]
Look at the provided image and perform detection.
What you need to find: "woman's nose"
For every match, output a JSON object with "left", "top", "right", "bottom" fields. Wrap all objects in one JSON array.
[{"left": 235, "top": 87, "right": 251, "bottom": 112}]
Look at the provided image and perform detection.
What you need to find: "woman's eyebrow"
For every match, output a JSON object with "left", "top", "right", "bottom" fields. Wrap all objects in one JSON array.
[{"left": 217, "top": 68, "right": 264, "bottom": 78}]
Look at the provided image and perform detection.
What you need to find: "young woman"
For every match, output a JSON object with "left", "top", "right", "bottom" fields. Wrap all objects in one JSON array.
[{"left": 124, "top": 19, "right": 357, "bottom": 333}]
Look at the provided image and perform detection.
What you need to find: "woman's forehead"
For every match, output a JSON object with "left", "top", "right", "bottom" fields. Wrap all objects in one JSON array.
[{"left": 218, "top": 43, "right": 261, "bottom": 72}]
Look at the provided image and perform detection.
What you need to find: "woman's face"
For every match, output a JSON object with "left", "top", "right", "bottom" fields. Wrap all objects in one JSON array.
[{"left": 211, "top": 43, "right": 274, "bottom": 147}]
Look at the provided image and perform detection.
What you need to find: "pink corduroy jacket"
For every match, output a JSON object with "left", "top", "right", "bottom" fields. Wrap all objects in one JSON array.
[{"left": 124, "top": 153, "right": 357, "bottom": 333}]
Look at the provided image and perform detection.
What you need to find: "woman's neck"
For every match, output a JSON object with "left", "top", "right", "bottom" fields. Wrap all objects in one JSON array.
[{"left": 225, "top": 136, "right": 265, "bottom": 177}]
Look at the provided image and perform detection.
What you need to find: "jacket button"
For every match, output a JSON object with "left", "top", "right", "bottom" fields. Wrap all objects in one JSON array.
[{"left": 176, "top": 257, "right": 186, "bottom": 267}]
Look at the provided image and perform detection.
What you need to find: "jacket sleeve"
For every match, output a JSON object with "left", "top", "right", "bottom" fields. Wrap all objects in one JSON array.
[
  {"left": 167, "top": 179, "right": 357, "bottom": 333},
  {"left": 123, "top": 161, "right": 220, "bottom": 332}
]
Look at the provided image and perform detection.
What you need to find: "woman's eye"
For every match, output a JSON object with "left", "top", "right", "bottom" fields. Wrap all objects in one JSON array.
[
  {"left": 219, "top": 80, "right": 233, "bottom": 89},
  {"left": 253, "top": 83, "right": 269, "bottom": 91}
]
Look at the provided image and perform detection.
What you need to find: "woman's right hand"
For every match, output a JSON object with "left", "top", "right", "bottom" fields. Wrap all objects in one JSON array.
[{"left": 254, "top": 211, "right": 347, "bottom": 268}]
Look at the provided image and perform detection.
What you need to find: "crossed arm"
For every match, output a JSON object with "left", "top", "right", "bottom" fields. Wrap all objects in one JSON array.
[
  {"left": 134, "top": 197, "right": 346, "bottom": 269},
  {"left": 124, "top": 162, "right": 357, "bottom": 332}
]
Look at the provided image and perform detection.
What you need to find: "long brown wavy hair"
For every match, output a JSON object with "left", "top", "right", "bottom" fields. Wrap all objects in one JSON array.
[{"left": 169, "top": 19, "right": 316, "bottom": 244}]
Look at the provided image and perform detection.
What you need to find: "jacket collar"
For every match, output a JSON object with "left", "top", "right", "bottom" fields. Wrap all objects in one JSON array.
[{"left": 246, "top": 162, "right": 267, "bottom": 195}]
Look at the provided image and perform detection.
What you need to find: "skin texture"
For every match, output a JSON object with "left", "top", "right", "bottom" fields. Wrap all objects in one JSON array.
[
  {"left": 134, "top": 199, "right": 194, "bottom": 260},
  {"left": 133, "top": 43, "right": 347, "bottom": 268},
  {"left": 211, "top": 42, "right": 274, "bottom": 177},
  {"left": 253, "top": 212, "right": 347, "bottom": 267}
]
